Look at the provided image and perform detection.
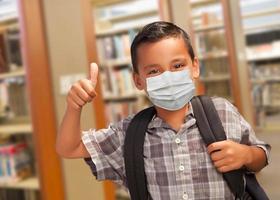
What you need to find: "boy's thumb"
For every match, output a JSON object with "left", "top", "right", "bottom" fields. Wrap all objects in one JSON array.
[{"left": 90, "top": 63, "right": 98, "bottom": 86}]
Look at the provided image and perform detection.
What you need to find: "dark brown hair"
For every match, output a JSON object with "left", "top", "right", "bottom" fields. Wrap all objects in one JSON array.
[{"left": 130, "top": 21, "right": 195, "bottom": 73}]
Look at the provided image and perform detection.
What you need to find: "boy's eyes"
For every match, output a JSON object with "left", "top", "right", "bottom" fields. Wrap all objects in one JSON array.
[
  {"left": 147, "top": 69, "right": 160, "bottom": 76},
  {"left": 146, "top": 63, "right": 186, "bottom": 76},
  {"left": 173, "top": 63, "right": 185, "bottom": 69}
]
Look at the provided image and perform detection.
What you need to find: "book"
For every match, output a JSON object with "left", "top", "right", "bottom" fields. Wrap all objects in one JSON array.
[
  {"left": 0, "top": 33, "right": 9, "bottom": 73},
  {"left": 103, "top": 36, "right": 116, "bottom": 59}
]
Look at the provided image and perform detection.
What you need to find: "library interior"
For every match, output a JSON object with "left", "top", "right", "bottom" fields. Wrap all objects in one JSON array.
[{"left": 0, "top": 0, "right": 279, "bottom": 199}]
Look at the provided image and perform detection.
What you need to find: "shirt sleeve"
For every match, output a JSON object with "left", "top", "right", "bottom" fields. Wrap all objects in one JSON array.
[
  {"left": 221, "top": 98, "right": 271, "bottom": 165},
  {"left": 81, "top": 115, "right": 133, "bottom": 186}
]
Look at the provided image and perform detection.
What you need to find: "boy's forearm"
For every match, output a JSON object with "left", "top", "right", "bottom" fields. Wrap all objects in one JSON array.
[
  {"left": 56, "top": 105, "right": 88, "bottom": 158},
  {"left": 245, "top": 146, "right": 267, "bottom": 172}
]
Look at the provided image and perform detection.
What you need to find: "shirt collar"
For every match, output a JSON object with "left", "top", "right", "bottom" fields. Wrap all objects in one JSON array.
[{"left": 147, "top": 102, "right": 195, "bottom": 129}]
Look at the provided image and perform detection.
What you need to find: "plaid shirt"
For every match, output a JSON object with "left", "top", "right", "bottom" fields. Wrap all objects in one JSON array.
[{"left": 82, "top": 97, "right": 270, "bottom": 200}]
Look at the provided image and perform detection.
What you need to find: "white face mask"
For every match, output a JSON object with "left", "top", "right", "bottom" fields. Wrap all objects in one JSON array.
[{"left": 146, "top": 69, "right": 195, "bottom": 111}]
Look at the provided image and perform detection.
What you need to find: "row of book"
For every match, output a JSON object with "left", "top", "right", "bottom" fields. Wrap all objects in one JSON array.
[
  {"left": 246, "top": 41, "right": 280, "bottom": 61},
  {"left": 0, "top": 28, "right": 22, "bottom": 73},
  {"left": 0, "top": 77, "right": 29, "bottom": 119},
  {"left": 204, "top": 81, "right": 232, "bottom": 99},
  {"left": 100, "top": 67, "right": 136, "bottom": 98},
  {"left": 96, "top": 30, "right": 137, "bottom": 61},
  {"left": 250, "top": 62, "right": 280, "bottom": 79},
  {"left": 253, "top": 83, "right": 280, "bottom": 107},
  {"left": 0, "top": 141, "right": 32, "bottom": 183},
  {"left": 200, "top": 57, "right": 229, "bottom": 77}
]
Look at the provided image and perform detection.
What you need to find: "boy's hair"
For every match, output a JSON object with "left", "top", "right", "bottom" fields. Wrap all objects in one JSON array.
[{"left": 131, "top": 21, "right": 195, "bottom": 73}]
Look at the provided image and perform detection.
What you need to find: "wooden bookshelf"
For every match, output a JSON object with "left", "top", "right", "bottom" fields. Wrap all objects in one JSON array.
[
  {"left": 18, "top": 0, "right": 65, "bottom": 199},
  {"left": 81, "top": 0, "right": 170, "bottom": 199},
  {"left": 179, "top": 0, "right": 254, "bottom": 125},
  {"left": 93, "top": 0, "right": 162, "bottom": 125},
  {"left": 240, "top": 0, "right": 280, "bottom": 131},
  {"left": 0, "top": 0, "right": 65, "bottom": 199}
]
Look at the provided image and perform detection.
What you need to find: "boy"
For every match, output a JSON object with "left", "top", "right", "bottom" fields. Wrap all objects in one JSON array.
[{"left": 57, "top": 21, "right": 270, "bottom": 199}]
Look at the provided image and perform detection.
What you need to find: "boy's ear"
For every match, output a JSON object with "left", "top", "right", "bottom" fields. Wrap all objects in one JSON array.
[
  {"left": 192, "top": 57, "right": 200, "bottom": 79},
  {"left": 133, "top": 72, "right": 145, "bottom": 90}
]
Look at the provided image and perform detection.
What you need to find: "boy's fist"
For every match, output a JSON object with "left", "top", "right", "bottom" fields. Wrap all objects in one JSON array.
[
  {"left": 67, "top": 63, "right": 98, "bottom": 111},
  {"left": 207, "top": 140, "right": 251, "bottom": 173}
]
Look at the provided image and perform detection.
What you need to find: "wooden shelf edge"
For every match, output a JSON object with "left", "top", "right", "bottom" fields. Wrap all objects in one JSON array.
[
  {"left": 247, "top": 53, "right": 280, "bottom": 62},
  {"left": 194, "top": 23, "right": 224, "bottom": 32},
  {"left": 198, "top": 50, "right": 228, "bottom": 59},
  {"left": 200, "top": 74, "right": 231, "bottom": 82},
  {"left": 0, "top": 176, "right": 40, "bottom": 190},
  {"left": 100, "top": 57, "right": 131, "bottom": 67},
  {"left": 190, "top": 0, "right": 219, "bottom": 6},
  {"left": 100, "top": 8, "right": 158, "bottom": 22},
  {"left": 96, "top": 24, "right": 143, "bottom": 37},
  {"left": 242, "top": 8, "right": 280, "bottom": 19},
  {"left": 0, "top": 123, "right": 32, "bottom": 135},
  {"left": 0, "top": 68, "right": 25, "bottom": 80},
  {"left": 244, "top": 22, "right": 280, "bottom": 35}
]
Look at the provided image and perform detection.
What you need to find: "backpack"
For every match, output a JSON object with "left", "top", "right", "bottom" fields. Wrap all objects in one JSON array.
[{"left": 124, "top": 95, "right": 269, "bottom": 200}]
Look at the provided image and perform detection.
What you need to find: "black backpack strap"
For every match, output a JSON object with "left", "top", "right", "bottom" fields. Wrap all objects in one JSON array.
[
  {"left": 124, "top": 106, "right": 156, "bottom": 200},
  {"left": 191, "top": 96, "right": 245, "bottom": 198}
]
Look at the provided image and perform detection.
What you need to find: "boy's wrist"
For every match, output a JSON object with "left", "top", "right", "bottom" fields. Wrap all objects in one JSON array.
[
  {"left": 66, "top": 103, "right": 82, "bottom": 114},
  {"left": 244, "top": 145, "right": 254, "bottom": 167}
]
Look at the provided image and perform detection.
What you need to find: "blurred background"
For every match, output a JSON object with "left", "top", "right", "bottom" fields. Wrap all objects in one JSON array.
[{"left": 0, "top": 0, "right": 279, "bottom": 199}]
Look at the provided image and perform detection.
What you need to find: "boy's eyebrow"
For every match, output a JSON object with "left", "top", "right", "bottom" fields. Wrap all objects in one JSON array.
[
  {"left": 143, "top": 64, "right": 160, "bottom": 70},
  {"left": 171, "top": 57, "right": 187, "bottom": 63},
  {"left": 142, "top": 57, "right": 188, "bottom": 70}
]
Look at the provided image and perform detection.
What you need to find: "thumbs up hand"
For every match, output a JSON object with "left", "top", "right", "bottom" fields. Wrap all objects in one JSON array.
[{"left": 67, "top": 63, "right": 98, "bottom": 111}]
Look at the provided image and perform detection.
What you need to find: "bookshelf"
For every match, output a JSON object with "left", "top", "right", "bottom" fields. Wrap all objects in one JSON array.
[
  {"left": 189, "top": 1, "right": 232, "bottom": 99},
  {"left": 93, "top": 0, "right": 164, "bottom": 128},
  {"left": 0, "top": 0, "right": 65, "bottom": 200},
  {"left": 93, "top": 1, "right": 164, "bottom": 199},
  {"left": 0, "top": 1, "right": 38, "bottom": 198},
  {"left": 80, "top": 0, "right": 170, "bottom": 199},
  {"left": 181, "top": 0, "right": 254, "bottom": 124},
  {"left": 240, "top": 0, "right": 280, "bottom": 132}
]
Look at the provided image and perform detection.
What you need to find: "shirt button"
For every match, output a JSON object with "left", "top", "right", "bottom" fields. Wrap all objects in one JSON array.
[
  {"left": 183, "top": 193, "right": 188, "bottom": 200},
  {"left": 179, "top": 165, "right": 185, "bottom": 171},
  {"left": 175, "top": 138, "right": 181, "bottom": 144}
]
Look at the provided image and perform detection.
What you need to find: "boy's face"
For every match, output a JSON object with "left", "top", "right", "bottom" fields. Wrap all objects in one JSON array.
[{"left": 133, "top": 37, "right": 199, "bottom": 91}]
